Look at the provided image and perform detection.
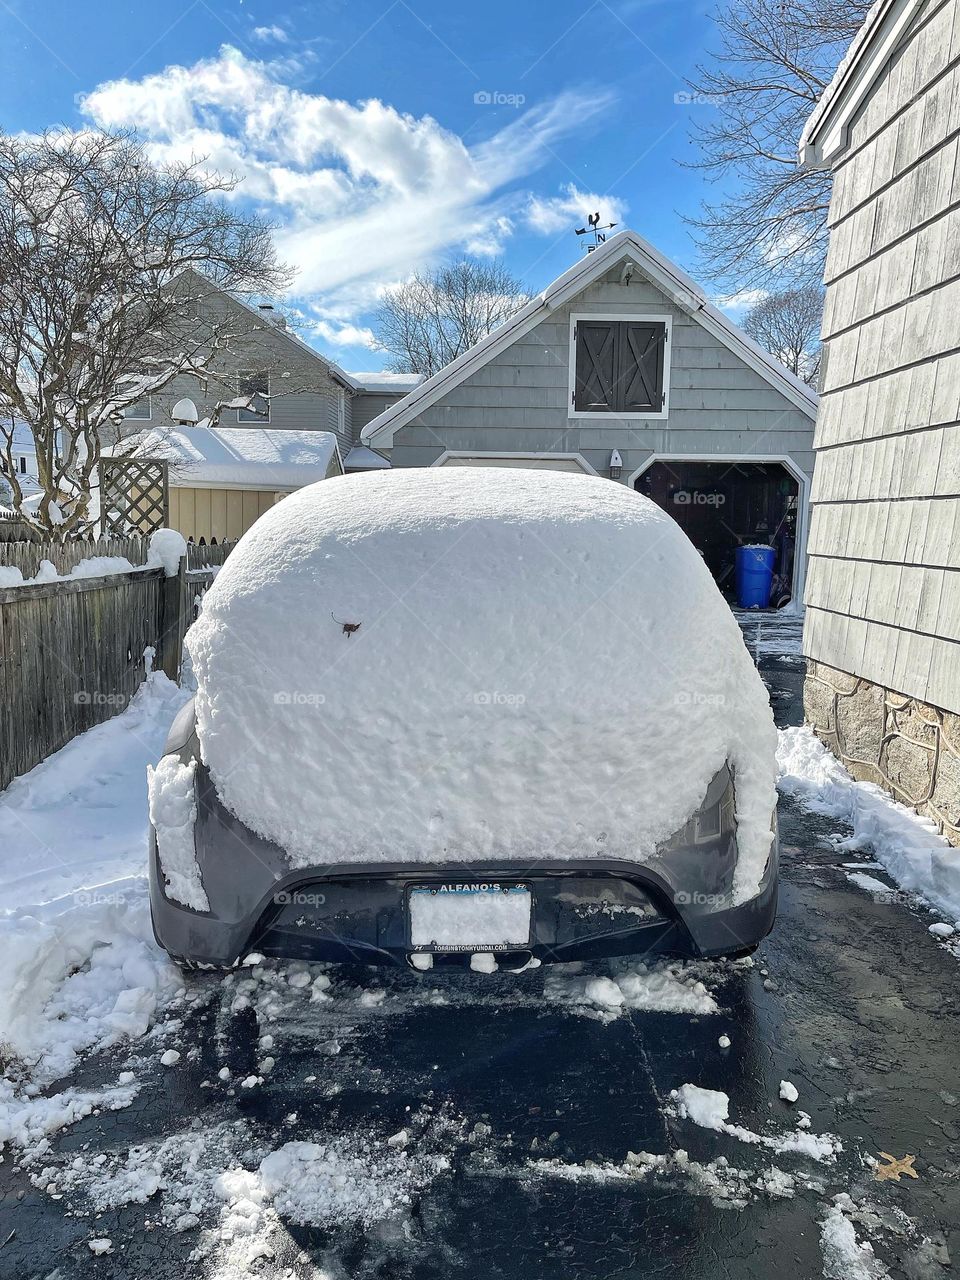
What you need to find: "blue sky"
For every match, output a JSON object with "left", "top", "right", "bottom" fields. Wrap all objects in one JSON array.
[{"left": 0, "top": 0, "right": 749, "bottom": 371}]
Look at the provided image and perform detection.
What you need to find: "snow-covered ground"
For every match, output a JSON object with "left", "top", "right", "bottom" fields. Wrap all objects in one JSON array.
[
  {"left": 0, "top": 673, "right": 189, "bottom": 1091},
  {"left": 778, "top": 725, "right": 960, "bottom": 924}
]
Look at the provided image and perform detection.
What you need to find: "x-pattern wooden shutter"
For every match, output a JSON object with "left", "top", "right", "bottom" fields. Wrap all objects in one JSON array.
[
  {"left": 575, "top": 320, "right": 665, "bottom": 413},
  {"left": 618, "top": 323, "right": 664, "bottom": 413},
  {"left": 574, "top": 321, "right": 617, "bottom": 412}
]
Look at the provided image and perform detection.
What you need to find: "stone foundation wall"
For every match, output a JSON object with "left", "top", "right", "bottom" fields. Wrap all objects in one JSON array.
[{"left": 803, "top": 660, "right": 960, "bottom": 845}]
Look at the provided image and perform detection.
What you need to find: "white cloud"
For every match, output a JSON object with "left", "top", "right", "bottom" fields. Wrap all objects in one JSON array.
[
  {"left": 252, "top": 25, "right": 288, "bottom": 43},
  {"left": 714, "top": 289, "right": 767, "bottom": 313},
  {"left": 79, "top": 47, "right": 617, "bottom": 317},
  {"left": 309, "top": 319, "right": 380, "bottom": 349},
  {"left": 527, "top": 183, "right": 627, "bottom": 237}
]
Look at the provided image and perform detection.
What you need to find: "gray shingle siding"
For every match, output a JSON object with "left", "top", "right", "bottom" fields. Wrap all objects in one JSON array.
[
  {"left": 386, "top": 267, "right": 814, "bottom": 495},
  {"left": 803, "top": 0, "right": 960, "bottom": 714}
]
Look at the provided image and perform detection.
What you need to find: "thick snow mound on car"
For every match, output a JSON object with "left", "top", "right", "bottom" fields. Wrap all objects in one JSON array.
[{"left": 186, "top": 468, "right": 777, "bottom": 900}]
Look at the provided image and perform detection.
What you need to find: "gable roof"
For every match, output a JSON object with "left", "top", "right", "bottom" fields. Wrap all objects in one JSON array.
[
  {"left": 800, "top": 0, "right": 924, "bottom": 168},
  {"left": 177, "top": 268, "right": 360, "bottom": 392},
  {"left": 360, "top": 230, "right": 817, "bottom": 447}
]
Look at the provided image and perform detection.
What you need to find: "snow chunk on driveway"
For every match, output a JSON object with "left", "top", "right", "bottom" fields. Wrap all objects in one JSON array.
[{"left": 669, "top": 1083, "right": 839, "bottom": 1162}]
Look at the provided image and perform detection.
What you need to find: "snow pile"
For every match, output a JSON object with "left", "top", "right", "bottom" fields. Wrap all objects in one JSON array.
[
  {"left": 242, "top": 1132, "right": 452, "bottom": 1228},
  {"left": 546, "top": 961, "right": 720, "bottom": 1019},
  {"left": 0, "top": 672, "right": 190, "bottom": 1085},
  {"left": 146, "top": 527, "right": 187, "bottom": 577},
  {"left": 777, "top": 726, "right": 960, "bottom": 919},
  {"left": 0, "top": 896, "right": 182, "bottom": 1084},
  {"left": 188, "top": 469, "right": 777, "bottom": 901},
  {"left": 669, "top": 1084, "right": 840, "bottom": 1162},
  {"left": 147, "top": 755, "right": 207, "bottom": 911}
]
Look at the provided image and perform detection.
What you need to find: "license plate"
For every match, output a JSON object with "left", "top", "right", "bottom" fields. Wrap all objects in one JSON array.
[{"left": 408, "top": 882, "right": 532, "bottom": 951}]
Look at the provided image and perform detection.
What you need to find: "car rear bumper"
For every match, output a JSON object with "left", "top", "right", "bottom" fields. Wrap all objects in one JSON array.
[{"left": 149, "top": 762, "right": 778, "bottom": 967}]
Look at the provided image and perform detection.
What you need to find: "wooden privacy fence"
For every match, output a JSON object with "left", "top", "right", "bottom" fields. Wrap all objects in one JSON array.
[{"left": 0, "top": 537, "right": 235, "bottom": 793}]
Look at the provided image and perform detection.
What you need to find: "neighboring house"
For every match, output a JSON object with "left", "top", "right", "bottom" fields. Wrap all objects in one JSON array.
[
  {"left": 125, "top": 426, "right": 343, "bottom": 543},
  {"left": 800, "top": 0, "right": 960, "bottom": 842},
  {"left": 360, "top": 230, "right": 817, "bottom": 603},
  {"left": 125, "top": 275, "right": 398, "bottom": 472},
  {"left": 0, "top": 421, "right": 43, "bottom": 500}
]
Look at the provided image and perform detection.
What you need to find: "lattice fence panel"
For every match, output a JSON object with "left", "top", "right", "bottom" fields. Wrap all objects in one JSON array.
[{"left": 99, "top": 458, "right": 169, "bottom": 536}]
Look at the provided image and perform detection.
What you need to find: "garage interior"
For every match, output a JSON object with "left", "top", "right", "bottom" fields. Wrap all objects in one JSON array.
[{"left": 635, "top": 461, "right": 800, "bottom": 607}]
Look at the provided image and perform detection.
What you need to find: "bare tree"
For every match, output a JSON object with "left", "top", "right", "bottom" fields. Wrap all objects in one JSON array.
[
  {"left": 685, "top": 0, "right": 872, "bottom": 292},
  {"left": 744, "top": 285, "right": 824, "bottom": 385},
  {"left": 0, "top": 130, "right": 290, "bottom": 538},
  {"left": 375, "top": 259, "right": 531, "bottom": 377}
]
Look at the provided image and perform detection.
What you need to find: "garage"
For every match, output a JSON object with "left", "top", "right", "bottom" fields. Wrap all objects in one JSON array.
[{"left": 635, "top": 459, "right": 802, "bottom": 607}]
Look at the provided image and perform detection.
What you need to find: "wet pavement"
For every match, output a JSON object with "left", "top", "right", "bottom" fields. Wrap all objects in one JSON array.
[{"left": 3, "top": 614, "right": 959, "bottom": 1279}]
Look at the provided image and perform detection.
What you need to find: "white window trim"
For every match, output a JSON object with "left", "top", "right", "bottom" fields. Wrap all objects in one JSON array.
[
  {"left": 626, "top": 451, "right": 810, "bottom": 607},
  {"left": 237, "top": 371, "right": 271, "bottom": 423},
  {"left": 568, "top": 312, "right": 672, "bottom": 422},
  {"left": 431, "top": 450, "right": 598, "bottom": 475}
]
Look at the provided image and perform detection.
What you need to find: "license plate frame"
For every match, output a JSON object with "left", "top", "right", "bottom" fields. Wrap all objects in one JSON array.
[{"left": 407, "top": 881, "right": 533, "bottom": 953}]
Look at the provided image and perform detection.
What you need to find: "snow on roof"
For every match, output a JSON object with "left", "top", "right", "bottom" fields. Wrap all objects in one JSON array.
[
  {"left": 129, "top": 426, "right": 342, "bottom": 490},
  {"left": 800, "top": 0, "right": 922, "bottom": 167},
  {"left": 348, "top": 372, "right": 425, "bottom": 394},
  {"left": 186, "top": 467, "right": 778, "bottom": 900},
  {"left": 343, "top": 445, "right": 392, "bottom": 471},
  {"left": 360, "top": 229, "right": 817, "bottom": 447}
]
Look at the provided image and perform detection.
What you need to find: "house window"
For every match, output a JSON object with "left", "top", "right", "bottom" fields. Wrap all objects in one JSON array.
[
  {"left": 238, "top": 371, "right": 270, "bottom": 422},
  {"left": 122, "top": 395, "right": 152, "bottom": 420},
  {"left": 571, "top": 317, "right": 668, "bottom": 416}
]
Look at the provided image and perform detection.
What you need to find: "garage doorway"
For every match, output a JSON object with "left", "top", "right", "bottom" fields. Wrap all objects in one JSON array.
[{"left": 634, "top": 460, "right": 801, "bottom": 606}]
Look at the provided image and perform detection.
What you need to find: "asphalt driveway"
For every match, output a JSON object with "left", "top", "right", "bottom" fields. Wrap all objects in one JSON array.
[{"left": 2, "top": 615, "right": 958, "bottom": 1279}]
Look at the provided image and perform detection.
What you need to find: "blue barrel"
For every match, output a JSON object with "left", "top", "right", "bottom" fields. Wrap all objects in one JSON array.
[{"left": 735, "top": 545, "right": 776, "bottom": 608}]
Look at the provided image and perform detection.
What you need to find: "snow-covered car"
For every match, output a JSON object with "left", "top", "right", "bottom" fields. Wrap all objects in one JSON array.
[{"left": 148, "top": 468, "right": 779, "bottom": 971}]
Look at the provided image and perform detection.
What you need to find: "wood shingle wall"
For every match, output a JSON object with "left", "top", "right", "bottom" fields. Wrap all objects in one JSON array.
[{"left": 804, "top": 0, "right": 960, "bottom": 715}]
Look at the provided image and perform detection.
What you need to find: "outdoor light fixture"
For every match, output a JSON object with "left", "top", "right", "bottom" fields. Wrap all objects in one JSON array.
[{"left": 609, "top": 449, "right": 623, "bottom": 480}]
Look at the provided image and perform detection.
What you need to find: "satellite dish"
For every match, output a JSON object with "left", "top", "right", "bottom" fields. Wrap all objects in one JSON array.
[{"left": 172, "top": 398, "right": 199, "bottom": 426}]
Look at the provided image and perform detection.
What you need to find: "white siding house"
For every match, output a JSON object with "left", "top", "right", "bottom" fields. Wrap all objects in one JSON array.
[
  {"left": 361, "top": 230, "right": 817, "bottom": 604},
  {"left": 801, "top": 0, "right": 960, "bottom": 842}
]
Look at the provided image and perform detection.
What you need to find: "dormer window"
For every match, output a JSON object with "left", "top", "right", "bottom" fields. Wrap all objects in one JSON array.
[{"left": 570, "top": 315, "right": 670, "bottom": 418}]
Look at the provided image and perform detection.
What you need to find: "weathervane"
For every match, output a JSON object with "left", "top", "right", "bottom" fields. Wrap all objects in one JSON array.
[{"left": 575, "top": 211, "right": 618, "bottom": 253}]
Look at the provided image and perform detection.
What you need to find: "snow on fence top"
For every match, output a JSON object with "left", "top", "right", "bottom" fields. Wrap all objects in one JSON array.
[{"left": 186, "top": 468, "right": 778, "bottom": 899}]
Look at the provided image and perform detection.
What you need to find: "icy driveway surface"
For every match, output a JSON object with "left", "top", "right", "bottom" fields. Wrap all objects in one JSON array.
[{"left": 1, "top": 616, "right": 959, "bottom": 1278}]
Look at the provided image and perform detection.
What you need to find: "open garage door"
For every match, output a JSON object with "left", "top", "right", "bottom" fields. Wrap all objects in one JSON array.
[{"left": 636, "top": 460, "right": 800, "bottom": 607}]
